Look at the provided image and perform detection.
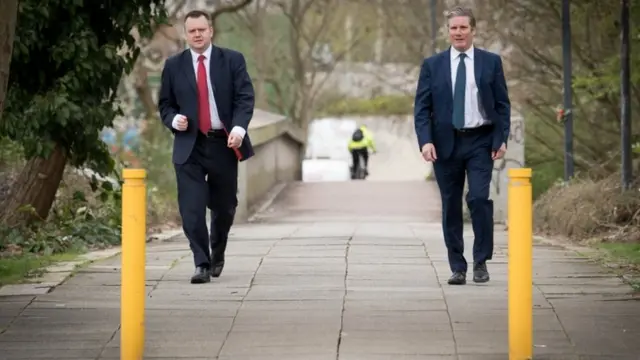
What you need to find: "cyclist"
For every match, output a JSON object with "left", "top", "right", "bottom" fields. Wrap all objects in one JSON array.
[{"left": 347, "top": 124, "right": 376, "bottom": 179}]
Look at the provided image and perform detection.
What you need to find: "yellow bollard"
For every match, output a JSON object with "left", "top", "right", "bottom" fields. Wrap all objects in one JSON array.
[
  {"left": 121, "top": 169, "right": 146, "bottom": 360},
  {"left": 508, "top": 168, "right": 533, "bottom": 360}
]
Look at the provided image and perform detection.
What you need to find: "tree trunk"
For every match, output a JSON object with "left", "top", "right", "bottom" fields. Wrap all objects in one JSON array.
[
  {"left": 0, "top": 0, "right": 19, "bottom": 121},
  {"left": 0, "top": 144, "right": 68, "bottom": 225}
]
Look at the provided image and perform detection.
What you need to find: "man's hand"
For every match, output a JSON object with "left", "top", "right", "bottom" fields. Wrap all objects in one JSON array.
[
  {"left": 421, "top": 143, "right": 437, "bottom": 162},
  {"left": 227, "top": 133, "right": 243, "bottom": 148},
  {"left": 172, "top": 115, "right": 188, "bottom": 131},
  {"left": 492, "top": 143, "right": 507, "bottom": 160}
]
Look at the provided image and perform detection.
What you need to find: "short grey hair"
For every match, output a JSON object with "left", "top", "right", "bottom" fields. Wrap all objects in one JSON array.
[{"left": 446, "top": 6, "right": 476, "bottom": 28}]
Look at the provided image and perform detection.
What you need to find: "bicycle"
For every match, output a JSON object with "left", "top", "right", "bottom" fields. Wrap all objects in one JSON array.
[{"left": 350, "top": 152, "right": 368, "bottom": 180}]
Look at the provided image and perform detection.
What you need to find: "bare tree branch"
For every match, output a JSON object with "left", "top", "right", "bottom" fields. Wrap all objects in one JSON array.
[{"left": 211, "top": 0, "right": 254, "bottom": 23}]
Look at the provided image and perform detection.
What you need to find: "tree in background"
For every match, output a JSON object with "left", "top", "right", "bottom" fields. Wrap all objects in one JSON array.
[
  {"left": 0, "top": 0, "right": 18, "bottom": 120},
  {"left": 474, "top": 0, "right": 640, "bottom": 195},
  {"left": 224, "top": 0, "right": 373, "bottom": 135},
  {"left": 0, "top": 0, "right": 167, "bottom": 226}
]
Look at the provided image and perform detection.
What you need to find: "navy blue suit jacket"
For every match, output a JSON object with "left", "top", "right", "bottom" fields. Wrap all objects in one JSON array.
[
  {"left": 414, "top": 47, "right": 511, "bottom": 160},
  {"left": 158, "top": 45, "right": 255, "bottom": 164}
]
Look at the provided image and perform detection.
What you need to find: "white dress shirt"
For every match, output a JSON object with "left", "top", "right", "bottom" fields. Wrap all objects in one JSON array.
[
  {"left": 172, "top": 45, "right": 246, "bottom": 138},
  {"left": 450, "top": 45, "right": 490, "bottom": 128}
]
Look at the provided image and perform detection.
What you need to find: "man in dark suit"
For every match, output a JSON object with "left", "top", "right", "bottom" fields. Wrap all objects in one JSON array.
[
  {"left": 413, "top": 6, "right": 511, "bottom": 285},
  {"left": 158, "top": 10, "right": 255, "bottom": 284}
]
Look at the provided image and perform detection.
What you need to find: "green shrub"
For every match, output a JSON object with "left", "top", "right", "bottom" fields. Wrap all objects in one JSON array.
[{"left": 0, "top": 169, "right": 122, "bottom": 257}]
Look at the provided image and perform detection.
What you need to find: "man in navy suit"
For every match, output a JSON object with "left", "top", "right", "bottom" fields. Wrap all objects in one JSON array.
[
  {"left": 414, "top": 6, "right": 511, "bottom": 285},
  {"left": 158, "top": 10, "right": 255, "bottom": 284}
]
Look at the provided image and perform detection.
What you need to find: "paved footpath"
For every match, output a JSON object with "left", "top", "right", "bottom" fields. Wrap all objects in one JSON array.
[{"left": 1, "top": 181, "right": 639, "bottom": 359}]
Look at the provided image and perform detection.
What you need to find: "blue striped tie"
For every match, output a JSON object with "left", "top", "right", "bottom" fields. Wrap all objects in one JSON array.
[{"left": 452, "top": 53, "right": 466, "bottom": 129}]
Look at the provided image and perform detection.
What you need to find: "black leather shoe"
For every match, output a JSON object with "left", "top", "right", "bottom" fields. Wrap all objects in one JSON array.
[
  {"left": 447, "top": 271, "right": 466, "bottom": 285},
  {"left": 473, "top": 262, "right": 490, "bottom": 283},
  {"left": 190, "top": 266, "right": 211, "bottom": 284},
  {"left": 211, "top": 261, "right": 224, "bottom": 278}
]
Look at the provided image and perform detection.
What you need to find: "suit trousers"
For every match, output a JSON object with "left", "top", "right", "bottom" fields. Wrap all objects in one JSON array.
[
  {"left": 432, "top": 126, "right": 494, "bottom": 273},
  {"left": 174, "top": 131, "right": 238, "bottom": 268}
]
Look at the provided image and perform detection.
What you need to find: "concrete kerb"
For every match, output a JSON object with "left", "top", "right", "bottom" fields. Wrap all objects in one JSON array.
[{"left": 0, "top": 227, "right": 184, "bottom": 297}]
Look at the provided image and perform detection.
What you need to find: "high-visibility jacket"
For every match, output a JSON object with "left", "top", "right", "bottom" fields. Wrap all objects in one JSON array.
[{"left": 347, "top": 126, "right": 376, "bottom": 152}]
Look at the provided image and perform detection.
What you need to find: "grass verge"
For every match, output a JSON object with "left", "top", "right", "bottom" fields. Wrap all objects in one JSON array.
[
  {"left": 533, "top": 173, "right": 640, "bottom": 292},
  {"left": 0, "top": 252, "right": 80, "bottom": 286},
  {"left": 597, "top": 243, "right": 640, "bottom": 291}
]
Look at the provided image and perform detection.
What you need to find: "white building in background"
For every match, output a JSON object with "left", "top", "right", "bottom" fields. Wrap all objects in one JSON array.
[
  {"left": 302, "top": 117, "right": 356, "bottom": 182},
  {"left": 305, "top": 118, "right": 358, "bottom": 160}
]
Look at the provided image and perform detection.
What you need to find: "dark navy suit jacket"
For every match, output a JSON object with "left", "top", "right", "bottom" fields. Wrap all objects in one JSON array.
[
  {"left": 158, "top": 45, "right": 255, "bottom": 164},
  {"left": 414, "top": 47, "right": 511, "bottom": 160}
]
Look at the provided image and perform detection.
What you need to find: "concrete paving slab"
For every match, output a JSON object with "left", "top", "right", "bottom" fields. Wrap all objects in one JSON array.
[
  {"left": 0, "top": 316, "right": 15, "bottom": 331},
  {"left": 346, "top": 279, "right": 441, "bottom": 290},
  {"left": 101, "top": 341, "right": 224, "bottom": 358},
  {"left": 218, "top": 347, "right": 337, "bottom": 357},
  {"left": 253, "top": 274, "right": 346, "bottom": 287},
  {"left": 239, "top": 299, "right": 344, "bottom": 311},
  {"left": 0, "top": 300, "right": 31, "bottom": 318},
  {"left": 267, "top": 248, "right": 347, "bottom": 258},
  {"left": 232, "top": 308, "right": 342, "bottom": 325},
  {"left": 0, "top": 339, "right": 107, "bottom": 350},
  {"left": 223, "top": 330, "right": 338, "bottom": 349},
  {"left": 218, "top": 355, "right": 335, "bottom": 360},
  {"left": 348, "top": 256, "right": 432, "bottom": 265},
  {"left": 347, "top": 263, "right": 434, "bottom": 274},
  {"left": 27, "top": 298, "right": 121, "bottom": 309},
  {"left": 339, "top": 330, "right": 456, "bottom": 355},
  {"left": 257, "top": 265, "right": 345, "bottom": 275},
  {"left": 0, "top": 284, "right": 53, "bottom": 296},
  {"left": 340, "top": 356, "right": 455, "bottom": 360},
  {"left": 342, "top": 311, "right": 452, "bottom": 332},
  {"left": 260, "top": 256, "right": 346, "bottom": 266},
  {"left": 345, "top": 288, "right": 445, "bottom": 301},
  {"left": 278, "top": 238, "right": 350, "bottom": 246},
  {"left": 243, "top": 287, "right": 345, "bottom": 301},
  {"left": 0, "top": 181, "right": 638, "bottom": 358},
  {"left": 0, "top": 349, "right": 104, "bottom": 359},
  {"left": 344, "top": 299, "right": 448, "bottom": 312},
  {"left": 0, "top": 328, "right": 116, "bottom": 341}
]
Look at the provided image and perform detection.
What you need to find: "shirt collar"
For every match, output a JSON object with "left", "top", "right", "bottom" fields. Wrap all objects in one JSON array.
[
  {"left": 190, "top": 44, "right": 212, "bottom": 62},
  {"left": 450, "top": 44, "right": 474, "bottom": 60}
]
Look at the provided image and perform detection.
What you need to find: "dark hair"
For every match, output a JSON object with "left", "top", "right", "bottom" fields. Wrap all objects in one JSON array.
[{"left": 184, "top": 10, "right": 210, "bottom": 23}]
